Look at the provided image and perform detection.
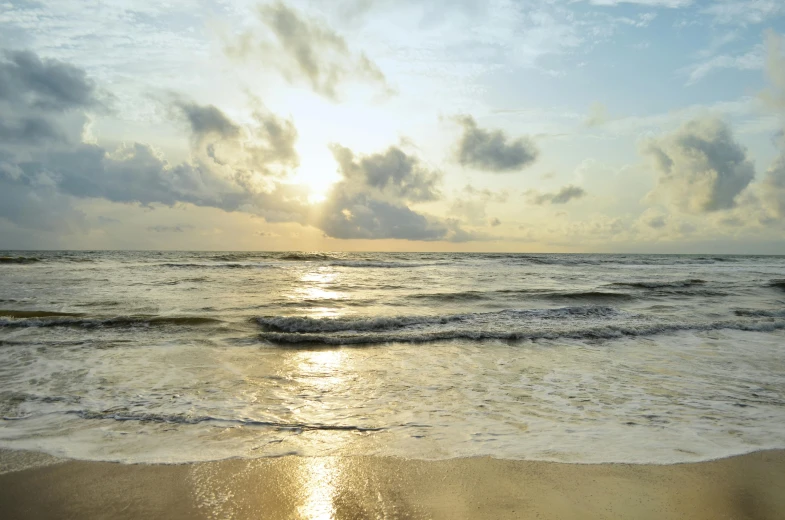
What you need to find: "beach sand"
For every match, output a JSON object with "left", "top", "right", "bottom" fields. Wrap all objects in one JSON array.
[{"left": 1, "top": 449, "right": 784, "bottom": 519}]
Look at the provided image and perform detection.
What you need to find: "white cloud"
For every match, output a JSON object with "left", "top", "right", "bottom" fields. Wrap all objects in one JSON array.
[
  {"left": 704, "top": 0, "right": 785, "bottom": 25},
  {"left": 683, "top": 45, "right": 764, "bottom": 85}
]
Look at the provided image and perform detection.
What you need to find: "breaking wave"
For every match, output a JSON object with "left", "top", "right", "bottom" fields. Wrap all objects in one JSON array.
[
  {"left": 258, "top": 319, "right": 785, "bottom": 345},
  {"left": 66, "top": 410, "right": 382, "bottom": 431},
  {"left": 0, "top": 256, "right": 41, "bottom": 264},
  {"left": 329, "top": 260, "right": 434, "bottom": 268},
  {"left": 607, "top": 279, "right": 707, "bottom": 289},
  {"left": 0, "top": 315, "right": 223, "bottom": 328},
  {"left": 256, "top": 306, "right": 620, "bottom": 334},
  {"left": 158, "top": 262, "right": 278, "bottom": 270},
  {"left": 407, "top": 289, "right": 633, "bottom": 302}
]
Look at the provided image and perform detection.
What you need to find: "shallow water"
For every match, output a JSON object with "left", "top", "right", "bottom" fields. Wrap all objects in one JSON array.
[{"left": 1, "top": 251, "right": 784, "bottom": 463}]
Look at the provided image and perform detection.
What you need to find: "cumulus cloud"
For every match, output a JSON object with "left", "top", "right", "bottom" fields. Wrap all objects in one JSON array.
[
  {"left": 526, "top": 185, "right": 586, "bottom": 205},
  {"left": 225, "top": 2, "right": 391, "bottom": 100},
  {"left": 328, "top": 144, "right": 440, "bottom": 202},
  {"left": 0, "top": 49, "right": 311, "bottom": 232},
  {"left": 454, "top": 115, "right": 539, "bottom": 172},
  {"left": 0, "top": 49, "right": 101, "bottom": 112},
  {"left": 0, "top": 49, "right": 483, "bottom": 244},
  {"left": 173, "top": 99, "right": 300, "bottom": 179},
  {"left": 642, "top": 117, "right": 755, "bottom": 213},
  {"left": 315, "top": 145, "right": 476, "bottom": 241}
]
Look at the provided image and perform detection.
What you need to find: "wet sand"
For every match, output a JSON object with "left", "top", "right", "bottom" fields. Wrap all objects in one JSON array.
[{"left": 1, "top": 449, "right": 784, "bottom": 519}]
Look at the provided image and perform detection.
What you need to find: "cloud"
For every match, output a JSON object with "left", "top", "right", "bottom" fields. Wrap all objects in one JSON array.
[
  {"left": 0, "top": 49, "right": 103, "bottom": 150},
  {"left": 453, "top": 115, "right": 539, "bottom": 172},
  {"left": 760, "top": 154, "right": 785, "bottom": 219},
  {"left": 448, "top": 185, "right": 509, "bottom": 226},
  {"left": 704, "top": 1, "right": 785, "bottom": 25},
  {"left": 490, "top": 217, "right": 501, "bottom": 227},
  {"left": 642, "top": 117, "right": 755, "bottom": 213},
  {"left": 758, "top": 31, "right": 785, "bottom": 220},
  {"left": 526, "top": 185, "right": 587, "bottom": 205},
  {"left": 683, "top": 45, "right": 764, "bottom": 86},
  {"left": 172, "top": 98, "right": 300, "bottom": 178},
  {"left": 224, "top": 2, "right": 390, "bottom": 100},
  {"left": 0, "top": 49, "right": 101, "bottom": 112},
  {"left": 315, "top": 144, "right": 477, "bottom": 241},
  {"left": 585, "top": 102, "right": 609, "bottom": 127},
  {"left": 761, "top": 30, "right": 785, "bottom": 112},
  {"left": 580, "top": 0, "right": 691, "bottom": 6},
  {"left": 0, "top": 49, "right": 312, "bottom": 233},
  {"left": 328, "top": 144, "right": 440, "bottom": 202},
  {"left": 147, "top": 224, "right": 194, "bottom": 233}
]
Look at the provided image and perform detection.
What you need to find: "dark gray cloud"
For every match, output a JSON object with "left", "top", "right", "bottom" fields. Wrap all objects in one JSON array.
[
  {"left": 314, "top": 144, "right": 476, "bottom": 241},
  {"left": 646, "top": 214, "right": 667, "bottom": 229},
  {"left": 175, "top": 101, "right": 241, "bottom": 140},
  {"left": 0, "top": 49, "right": 99, "bottom": 111},
  {"left": 318, "top": 187, "right": 457, "bottom": 240},
  {"left": 225, "top": 2, "right": 390, "bottom": 100},
  {"left": 454, "top": 115, "right": 539, "bottom": 172},
  {"left": 329, "top": 144, "right": 440, "bottom": 202},
  {"left": 0, "top": 115, "right": 62, "bottom": 144},
  {"left": 172, "top": 99, "right": 300, "bottom": 178},
  {"left": 0, "top": 49, "right": 102, "bottom": 151},
  {"left": 0, "top": 50, "right": 309, "bottom": 232},
  {"left": 526, "top": 185, "right": 586, "bottom": 205},
  {"left": 642, "top": 117, "right": 755, "bottom": 213}
]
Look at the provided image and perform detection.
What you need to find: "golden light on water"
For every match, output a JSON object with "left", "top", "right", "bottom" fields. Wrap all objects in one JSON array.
[
  {"left": 287, "top": 269, "right": 347, "bottom": 318},
  {"left": 292, "top": 349, "right": 347, "bottom": 519}
]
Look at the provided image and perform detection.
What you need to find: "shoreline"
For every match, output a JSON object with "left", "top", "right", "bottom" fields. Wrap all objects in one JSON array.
[{"left": 2, "top": 449, "right": 785, "bottom": 519}]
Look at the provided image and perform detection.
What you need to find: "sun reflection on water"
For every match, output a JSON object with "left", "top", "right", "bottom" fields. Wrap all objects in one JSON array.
[
  {"left": 287, "top": 269, "right": 347, "bottom": 317},
  {"left": 292, "top": 349, "right": 347, "bottom": 519},
  {"left": 297, "top": 457, "right": 340, "bottom": 520}
]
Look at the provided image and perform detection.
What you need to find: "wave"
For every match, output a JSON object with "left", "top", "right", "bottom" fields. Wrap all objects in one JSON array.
[
  {"left": 769, "top": 280, "right": 785, "bottom": 291},
  {"left": 277, "top": 253, "right": 336, "bottom": 261},
  {"left": 0, "top": 310, "right": 85, "bottom": 319},
  {"left": 734, "top": 309, "right": 785, "bottom": 318},
  {"left": 329, "top": 260, "right": 433, "bottom": 268},
  {"left": 258, "top": 319, "right": 785, "bottom": 346},
  {"left": 67, "top": 410, "right": 382, "bottom": 432},
  {"left": 547, "top": 290, "right": 633, "bottom": 301},
  {"left": 407, "top": 289, "right": 633, "bottom": 303},
  {"left": 0, "top": 256, "right": 41, "bottom": 264},
  {"left": 497, "top": 255, "right": 748, "bottom": 267},
  {"left": 158, "top": 262, "right": 277, "bottom": 270},
  {"left": 607, "top": 279, "right": 706, "bottom": 289},
  {"left": 0, "top": 315, "right": 223, "bottom": 328},
  {"left": 256, "top": 306, "right": 620, "bottom": 334}
]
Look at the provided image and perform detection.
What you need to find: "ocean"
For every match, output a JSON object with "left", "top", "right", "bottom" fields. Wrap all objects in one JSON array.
[{"left": 1, "top": 251, "right": 784, "bottom": 465}]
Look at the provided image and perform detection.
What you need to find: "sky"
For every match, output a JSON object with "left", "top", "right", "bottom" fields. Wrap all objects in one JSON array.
[{"left": 1, "top": 0, "right": 785, "bottom": 253}]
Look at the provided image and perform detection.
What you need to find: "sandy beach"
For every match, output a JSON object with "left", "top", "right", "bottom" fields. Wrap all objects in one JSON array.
[{"left": 1, "top": 449, "right": 783, "bottom": 519}]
